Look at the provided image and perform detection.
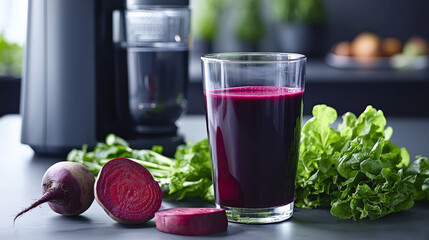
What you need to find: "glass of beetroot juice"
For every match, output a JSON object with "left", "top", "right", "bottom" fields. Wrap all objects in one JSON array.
[{"left": 201, "top": 53, "right": 306, "bottom": 224}]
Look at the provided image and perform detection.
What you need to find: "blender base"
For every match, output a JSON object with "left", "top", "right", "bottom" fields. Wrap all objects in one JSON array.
[
  {"left": 30, "top": 134, "right": 184, "bottom": 158},
  {"left": 126, "top": 133, "right": 185, "bottom": 157}
]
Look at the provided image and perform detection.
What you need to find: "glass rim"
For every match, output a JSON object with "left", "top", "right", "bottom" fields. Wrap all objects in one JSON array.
[{"left": 201, "top": 52, "right": 306, "bottom": 63}]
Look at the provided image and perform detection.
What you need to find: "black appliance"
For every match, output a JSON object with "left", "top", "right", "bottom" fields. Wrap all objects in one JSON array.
[{"left": 20, "top": 0, "right": 190, "bottom": 156}]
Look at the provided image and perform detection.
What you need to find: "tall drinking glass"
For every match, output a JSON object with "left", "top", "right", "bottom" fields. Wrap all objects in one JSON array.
[{"left": 201, "top": 53, "right": 306, "bottom": 224}]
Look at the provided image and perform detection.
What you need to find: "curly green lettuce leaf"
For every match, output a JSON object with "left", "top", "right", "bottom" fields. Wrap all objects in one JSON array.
[
  {"left": 296, "top": 105, "right": 415, "bottom": 220},
  {"left": 405, "top": 156, "right": 429, "bottom": 201},
  {"left": 296, "top": 105, "right": 344, "bottom": 208},
  {"left": 166, "top": 140, "right": 214, "bottom": 202}
]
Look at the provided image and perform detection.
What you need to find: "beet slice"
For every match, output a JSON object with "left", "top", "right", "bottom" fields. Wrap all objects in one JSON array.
[
  {"left": 95, "top": 158, "right": 162, "bottom": 224},
  {"left": 155, "top": 208, "right": 228, "bottom": 236}
]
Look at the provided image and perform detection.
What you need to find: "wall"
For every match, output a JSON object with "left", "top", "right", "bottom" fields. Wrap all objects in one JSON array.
[
  {"left": 0, "top": 0, "right": 27, "bottom": 45},
  {"left": 211, "top": 0, "right": 429, "bottom": 55}
]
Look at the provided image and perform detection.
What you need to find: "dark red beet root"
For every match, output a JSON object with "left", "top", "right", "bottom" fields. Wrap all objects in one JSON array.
[
  {"left": 155, "top": 208, "right": 228, "bottom": 236},
  {"left": 14, "top": 162, "right": 95, "bottom": 223},
  {"left": 95, "top": 158, "right": 163, "bottom": 224}
]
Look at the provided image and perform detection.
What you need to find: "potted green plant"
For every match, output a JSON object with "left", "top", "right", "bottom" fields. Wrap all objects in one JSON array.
[
  {"left": 234, "top": 0, "right": 265, "bottom": 51},
  {"left": 0, "top": 32, "right": 23, "bottom": 77},
  {"left": 272, "top": 0, "right": 326, "bottom": 55},
  {"left": 191, "top": 0, "right": 223, "bottom": 57}
]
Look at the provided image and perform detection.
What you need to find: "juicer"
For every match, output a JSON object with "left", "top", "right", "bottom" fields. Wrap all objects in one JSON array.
[{"left": 20, "top": 0, "right": 190, "bottom": 156}]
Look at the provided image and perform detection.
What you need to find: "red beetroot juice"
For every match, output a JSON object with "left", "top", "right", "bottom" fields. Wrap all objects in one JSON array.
[{"left": 204, "top": 86, "right": 303, "bottom": 208}]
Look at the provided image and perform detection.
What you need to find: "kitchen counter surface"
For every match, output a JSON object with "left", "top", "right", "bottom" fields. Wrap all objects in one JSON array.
[{"left": 1, "top": 114, "right": 429, "bottom": 240}]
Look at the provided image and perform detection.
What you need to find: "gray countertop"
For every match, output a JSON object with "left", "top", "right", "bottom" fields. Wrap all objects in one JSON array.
[{"left": 1, "top": 114, "right": 429, "bottom": 240}]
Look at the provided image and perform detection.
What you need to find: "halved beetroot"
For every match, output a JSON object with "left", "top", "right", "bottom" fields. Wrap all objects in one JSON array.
[
  {"left": 155, "top": 208, "right": 228, "bottom": 236},
  {"left": 95, "top": 158, "right": 162, "bottom": 224}
]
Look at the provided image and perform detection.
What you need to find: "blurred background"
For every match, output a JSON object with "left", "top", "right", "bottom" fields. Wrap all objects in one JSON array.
[{"left": 1, "top": 0, "right": 429, "bottom": 117}]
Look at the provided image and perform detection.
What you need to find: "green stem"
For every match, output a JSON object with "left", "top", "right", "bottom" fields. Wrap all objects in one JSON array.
[
  {"left": 143, "top": 150, "right": 176, "bottom": 166},
  {"left": 146, "top": 169, "right": 171, "bottom": 176},
  {"left": 130, "top": 158, "right": 173, "bottom": 171}
]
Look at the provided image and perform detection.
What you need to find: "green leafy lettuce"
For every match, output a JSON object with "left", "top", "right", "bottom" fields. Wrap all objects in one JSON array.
[
  {"left": 67, "top": 134, "right": 214, "bottom": 202},
  {"left": 68, "top": 105, "right": 429, "bottom": 221},
  {"left": 296, "top": 105, "right": 429, "bottom": 220},
  {"left": 405, "top": 156, "right": 429, "bottom": 201}
]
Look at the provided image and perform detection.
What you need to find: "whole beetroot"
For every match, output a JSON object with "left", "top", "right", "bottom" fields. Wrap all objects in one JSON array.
[{"left": 14, "top": 161, "right": 95, "bottom": 222}]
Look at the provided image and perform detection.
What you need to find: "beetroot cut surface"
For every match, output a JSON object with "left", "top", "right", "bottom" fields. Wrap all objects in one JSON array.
[
  {"left": 95, "top": 158, "right": 162, "bottom": 224},
  {"left": 155, "top": 208, "right": 228, "bottom": 236}
]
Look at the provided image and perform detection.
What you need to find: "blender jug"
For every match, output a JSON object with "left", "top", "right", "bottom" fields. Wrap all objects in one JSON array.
[{"left": 114, "top": 0, "right": 190, "bottom": 136}]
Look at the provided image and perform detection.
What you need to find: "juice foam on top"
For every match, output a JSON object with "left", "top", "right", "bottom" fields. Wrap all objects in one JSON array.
[{"left": 207, "top": 86, "right": 304, "bottom": 98}]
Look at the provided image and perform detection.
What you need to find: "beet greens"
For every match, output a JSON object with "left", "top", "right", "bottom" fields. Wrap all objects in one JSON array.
[{"left": 67, "top": 134, "right": 213, "bottom": 202}]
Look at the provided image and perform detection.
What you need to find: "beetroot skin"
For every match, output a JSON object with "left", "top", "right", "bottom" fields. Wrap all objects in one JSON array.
[
  {"left": 155, "top": 208, "right": 228, "bottom": 236},
  {"left": 95, "top": 158, "right": 163, "bottom": 224},
  {"left": 15, "top": 161, "right": 95, "bottom": 222}
]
